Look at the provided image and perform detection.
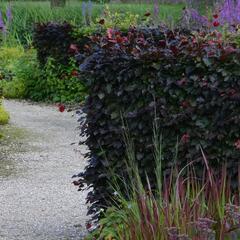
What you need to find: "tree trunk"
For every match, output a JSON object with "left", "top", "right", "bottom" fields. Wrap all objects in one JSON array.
[{"left": 50, "top": 0, "right": 66, "bottom": 8}]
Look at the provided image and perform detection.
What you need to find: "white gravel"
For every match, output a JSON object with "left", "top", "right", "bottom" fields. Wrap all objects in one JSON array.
[{"left": 0, "top": 100, "right": 88, "bottom": 240}]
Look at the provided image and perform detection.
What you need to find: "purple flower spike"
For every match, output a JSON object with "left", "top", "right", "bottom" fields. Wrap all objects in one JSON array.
[
  {"left": 218, "top": 0, "right": 240, "bottom": 28},
  {"left": 6, "top": 5, "right": 13, "bottom": 23},
  {"left": 0, "top": 10, "right": 6, "bottom": 33}
]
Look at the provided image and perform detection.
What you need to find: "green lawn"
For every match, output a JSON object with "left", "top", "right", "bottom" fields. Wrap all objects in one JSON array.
[{"left": 0, "top": 1, "right": 184, "bottom": 44}]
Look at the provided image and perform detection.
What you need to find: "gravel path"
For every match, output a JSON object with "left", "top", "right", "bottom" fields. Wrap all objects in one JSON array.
[{"left": 0, "top": 100, "right": 88, "bottom": 240}]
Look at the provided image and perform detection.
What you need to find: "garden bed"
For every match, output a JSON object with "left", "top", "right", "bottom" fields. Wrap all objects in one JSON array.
[{"left": 2, "top": 0, "right": 240, "bottom": 239}]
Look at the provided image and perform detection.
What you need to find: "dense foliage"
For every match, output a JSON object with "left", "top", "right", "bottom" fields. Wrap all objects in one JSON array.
[
  {"left": 0, "top": 1, "right": 183, "bottom": 45},
  {"left": 0, "top": 22, "right": 88, "bottom": 103},
  {"left": 32, "top": 22, "right": 87, "bottom": 102},
  {"left": 33, "top": 22, "right": 74, "bottom": 66},
  {"left": 76, "top": 26, "right": 240, "bottom": 219},
  {"left": 87, "top": 153, "right": 240, "bottom": 239}
]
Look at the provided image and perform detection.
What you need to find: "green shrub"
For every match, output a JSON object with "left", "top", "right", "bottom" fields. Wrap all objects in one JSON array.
[
  {"left": 0, "top": 100, "right": 10, "bottom": 125},
  {"left": 0, "top": 79, "right": 25, "bottom": 99},
  {"left": 0, "top": 46, "right": 24, "bottom": 84},
  {"left": 33, "top": 57, "right": 86, "bottom": 103},
  {"left": 0, "top": 46, "right": 25, "bottom": 99},
  {"left": 0, "top": 47, "right": 36, "bottom": 99},
  {"left": 11, "top": 49, "right": 41, "bottom": 100},
  {"left": 95, "top": 5, "right": 141, "bottom": 30},
  {"left": 33, "top": 22, "right": 87, "bottom": 102},
  {"left": 0, "top": 45, "right": 86, "bottom": 103},
  {"left": 0, "top": 46, "right": 24, "bottom": 69},
  {"left": 76, "top": 27, "right": 240, "bottom": 218}
]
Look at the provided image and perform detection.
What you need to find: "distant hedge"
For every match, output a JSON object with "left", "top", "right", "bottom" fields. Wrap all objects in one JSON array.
[
  {"left": 33, "top": 22, "right": 74, "bottom": 66},
  {"left": 33, "top": 22, "right": 95, "bottom": 66},
  {"left": 76, "top": 27, "right": 240, "bottom": 218}
]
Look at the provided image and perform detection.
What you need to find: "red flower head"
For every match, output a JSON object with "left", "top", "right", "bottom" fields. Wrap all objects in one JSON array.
[
  {"left": 234, "top": 139, "right": 240, "bottom": 150},
  {"left": 98, "top": 19, "right": 105, "bottom": 25},
  {"left": 213, "top": 21, "right": 220, "bottom": 27},
  {"left": 115, "top": 36, "right": 128, "bottom": 44},
  {"left": 181, "top": 133, "right": 190, "bottom": 144},
  {"left": 86, "top": 222, "right": 92, "bottom": 230},
  {"left": 58, "top": 104, "right": 65, "bottom": 113},
  {"left": 71, "top": 70, "right": 78, "bottom": 77},
  {"left": 213, "top": 14, "right": 219, "bottom": 19}
]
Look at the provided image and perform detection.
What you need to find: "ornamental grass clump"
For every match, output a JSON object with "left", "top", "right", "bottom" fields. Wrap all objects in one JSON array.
[{"left": 87, "top": 132, "right": 240, "bottom": 240}]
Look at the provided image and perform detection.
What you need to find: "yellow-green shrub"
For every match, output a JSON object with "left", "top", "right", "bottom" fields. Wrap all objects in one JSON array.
[
  {"left": 0, "top": 46, "right": 24, "bottom": 69},
  {"left": 0, "top": 79, "right": 25, "bottom": 99},
  {"left": 0, "top": 100, "right": 10, "bottom": 125},
  {"left": 0, "top": 46, "right": 27, "bottom": 99}
]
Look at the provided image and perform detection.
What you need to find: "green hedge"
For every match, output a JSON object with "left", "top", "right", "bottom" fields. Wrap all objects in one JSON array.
[
  {"left": 31, "top": 22, "right": 87, "bottom": 102},
  {"left": 76, "top": 27, "right": 240, "bottom": 218}
]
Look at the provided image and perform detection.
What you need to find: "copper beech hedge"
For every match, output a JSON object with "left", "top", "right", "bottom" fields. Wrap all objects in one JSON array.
[{"left": 75, "top": 27, "right": 240, "bottom": 219}]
